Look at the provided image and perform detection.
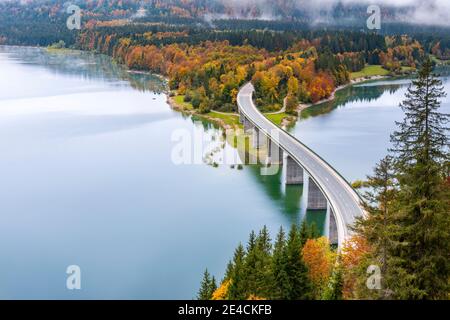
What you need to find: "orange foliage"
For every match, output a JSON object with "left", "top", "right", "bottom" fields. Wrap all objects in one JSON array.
[
  {"left": 340, "top": 235, "right": 371, "bottom": 299},
  {"left": 308, "top": 72, "right": 334, "bottom": 103},
  {"left": 302, "top": 237, "right": 335, "bottom": 289}
]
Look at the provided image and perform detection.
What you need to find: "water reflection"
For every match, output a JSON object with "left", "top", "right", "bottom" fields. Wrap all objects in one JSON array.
[
  {"left": 301, "top": 81, "right": 405, "bottom": 119},
  {"left": 294, "top": 73, "right": 450, "bottom": 182},
  {"left": 0, "top": 45, "right": 166, "bottom": 93}
]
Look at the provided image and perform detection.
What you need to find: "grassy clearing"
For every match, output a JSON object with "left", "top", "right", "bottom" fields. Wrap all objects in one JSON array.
[
  {"left": 207, "top": 111, "right": 241, "bottom": 127},
  {"left": 350, "top": 65, "right": 389, "bottom": 79},
  {"left": 401, "top": 66, "right": 415, "bottom": 72},
  {"left": 265, "top": 112, "right": 291, "bottom": 126},
  {"left": 173, "top": 95, "right": 193, "bottom": 110},
  {"left": 430, "top": 55, "right": 450, "bottom": 65}
]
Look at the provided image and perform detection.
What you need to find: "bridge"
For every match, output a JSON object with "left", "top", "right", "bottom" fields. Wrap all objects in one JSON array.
[{"left": 237, "top": 83, "right": 365, "bottom": 248}]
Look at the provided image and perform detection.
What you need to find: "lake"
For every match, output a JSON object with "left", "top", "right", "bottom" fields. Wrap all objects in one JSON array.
[{"left": 0, "top": 46, "right": 448, "bottom": 299}]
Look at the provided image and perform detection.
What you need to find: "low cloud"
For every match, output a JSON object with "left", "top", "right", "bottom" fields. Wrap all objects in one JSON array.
[{"left": 213, "top": 0, "right": 450, "bottom": 27}]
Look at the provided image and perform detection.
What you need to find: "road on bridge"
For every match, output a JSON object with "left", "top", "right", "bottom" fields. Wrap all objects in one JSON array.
[{"left": 237, "top": 83, "right": 365, "bottom": 248}]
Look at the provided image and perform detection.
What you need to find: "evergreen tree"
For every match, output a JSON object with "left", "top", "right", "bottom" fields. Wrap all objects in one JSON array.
[
  {"left": 223, "top": 260, "right": 234, "bottom": 281},
  {"left": 285, "top": 224, "right": 313, "bottom": 299},
  {"left": 388, "top": 58, "right": 450, "bottom": 299},
  {"left": 243, "top": 231, "right": 258, "bottom": 297},
  {"left": 270, "top": 227, "right": 291, "bottom": 299},
  {"left": 210, "top": 276, "right": 217, "bottom": 297},
  {"left": 241, "top": 227, "right": 273, "bottom": 299},
  {"left": 321, "top": 265, "right": 344, "bottom": 300},
  {"left": 255, "top": 226, "right": 273, "bottom": 298},
  {"left": 197, "top": 269, "right": 215, "bottom": 300},
  {"left": 354, "top": 155, "right": 397, "bottom": 298},
  {"left": 227, "top": 244, "right": 247, "bottom": 300}
]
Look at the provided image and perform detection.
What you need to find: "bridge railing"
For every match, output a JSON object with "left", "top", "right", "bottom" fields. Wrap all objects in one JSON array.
[{"left": 238, "top": 83, "right": 364, "bottom": 207}]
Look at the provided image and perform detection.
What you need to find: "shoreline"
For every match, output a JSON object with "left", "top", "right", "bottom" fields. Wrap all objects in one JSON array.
[
  {"left": 296, "top": 75, "right": 387, "bottom": 113},
  {"left": 33, "top": 46, "right": 405, "bottom": 132},
  {"left": 166, "top": 75, "right": 393, "bottom": 132}
]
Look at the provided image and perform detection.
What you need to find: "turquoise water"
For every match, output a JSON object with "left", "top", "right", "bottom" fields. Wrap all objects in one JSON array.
[
  {"left": 293, "top": 77, "right": 450, "bottom": 182},
  {"left": 0, "top": 46, "right": 304, "bottom": 299},
  {"left": 1, "top": 46, "right": 448, "bottom": 299}
]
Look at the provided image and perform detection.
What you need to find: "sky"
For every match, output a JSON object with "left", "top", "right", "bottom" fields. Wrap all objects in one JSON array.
[
  {"left": 222, "top": 0, "right": 450, "bottom": 26},
  {"left": 1, "top": 0, "right": 449, "bottom": 26}
]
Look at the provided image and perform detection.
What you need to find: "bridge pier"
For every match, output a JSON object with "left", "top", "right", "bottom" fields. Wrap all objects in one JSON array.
[
  {"left": 252, "top": 127, "right": 266, "bottom": 149},
  {"left": 307, "top": 178, "right": 327, "bottom": 210},
  {"left": 239, "top": 110, "right": 244, "bottom": 124},
  {"left": 286, "top": 156, "right": 304, "bottom": 185},
  {"left": 329, "top": 208, "right": 338, "bottom": 246},
  {"left": 243, "top": 117, "right": 253, "bottom": 132},
  {"left": 267, "top": 139, "right": 283, "bottom": 164}
]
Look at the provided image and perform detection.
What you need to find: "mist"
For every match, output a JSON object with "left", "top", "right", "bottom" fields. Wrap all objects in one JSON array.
[{"left": 212, "top": 0, "right": 450, "bottom": 27}]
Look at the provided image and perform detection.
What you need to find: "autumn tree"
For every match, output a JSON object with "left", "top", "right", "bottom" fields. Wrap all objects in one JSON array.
[{"left": 302, "top": 237, "right": 335, "bottom": 298}]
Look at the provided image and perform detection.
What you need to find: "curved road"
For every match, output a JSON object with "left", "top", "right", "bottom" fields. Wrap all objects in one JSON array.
[{"left": 237, "top": 83, "right": 365, "bottom": 248}]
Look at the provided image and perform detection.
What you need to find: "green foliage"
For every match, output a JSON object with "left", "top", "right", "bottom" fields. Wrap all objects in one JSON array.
[
  {"left": 387, "top": 58, "right": 450, "bottom": 299},
  {"left": 350, "top": 65, "right": 389, "bottom": 80},
  {"left": 284, "top": 224, "right": 313, "bottom": 300},
  {"left": 353, "top": 58, "right": 450, "bottom": 300},
  {"left": 204, "top": 222, "right": 321, "bottom": 300},
  {"left": 321, "top": 266, "right": 344, "bottom": 300},
  {"left": 197, "top": 269, "right": 217, "bottom": 300}
]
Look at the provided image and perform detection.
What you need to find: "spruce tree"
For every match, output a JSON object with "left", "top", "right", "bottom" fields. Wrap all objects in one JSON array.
[
  {"left": 227, "top": 244, "right": 247, "bottom": 300},
  {"left": 255, "top": 226, "right": 273, "bottom": 298},
  {"left": 299, "top": 220, "right": 310, "bottom": 247},
  {"left": 285, "top": 224, "right": 313, "bottom": 299},
  {"left": 223, "top": 260, "right": 234, "bottom": 281},
  {"left": 270, "top": 226, "right": 291, "bottom": 299},
  {"left": 197, "top": 269, "right": 215, "bottom": 300},
  {"left": 243, "top": 231, "right": 258, "bottom": 297},
  {"left": 210, "top": 276, "right": 217, "bottom": 297},
  {"left": 321, "top": 265, "right": 344, "bottom": 300},
  {"left": 388, "top": 58, "right": 450, "bottom": 299},
  {"left": 354, "top": 155, "right": 397, "bottom": 298}
]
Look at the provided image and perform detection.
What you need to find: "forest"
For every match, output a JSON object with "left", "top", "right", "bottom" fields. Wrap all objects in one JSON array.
[
  {"left": 74, "top": 21, "right": 427, "bottom": 113},
  {"left": 198, "top": 60, "right": 450, "bottom": 300},
  {"left": 0, "top": 0, "right": 448, "bottom": 301},
  {"left": 1, "top": 1, "right": 447, "bottom": 115}
]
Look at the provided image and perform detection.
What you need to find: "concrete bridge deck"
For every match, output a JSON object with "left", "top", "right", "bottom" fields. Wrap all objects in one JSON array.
[{"left": 237, "top": 83, "right": 365, "bottom": 247}]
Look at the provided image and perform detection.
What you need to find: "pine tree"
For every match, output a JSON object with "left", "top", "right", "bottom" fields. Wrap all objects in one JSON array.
[
  {"left": 285, "top": 224, "right": 313, "bottom": 299},
  {"left": 354, "top": 156, "right": 397, "bottom": 298},
  {"left": 197, "top": 269, "right": 215, "bottom": 300},
  {"left": 388, "top": 58, "right": 450, "bottom": 299},
  {"left": 299, "top": 220, "right": 310, "bottom": 247},
  {"left": 270, "top": 227, "right": 291, "bottom": 299},
  {"left": 255, "top": 226, "right": 273, "bottom": 298},
  {"left": 243, "top": 231, "right": 258, "bottom": 297},
  {"left": 227, "top": 244, "right": 247, "bottom": 300},
  {"left": 210, "top": 276, "right": 217, "bottom": 297},
  {"left": 223, "top": 260, "right": 234, "bottom": 281}
]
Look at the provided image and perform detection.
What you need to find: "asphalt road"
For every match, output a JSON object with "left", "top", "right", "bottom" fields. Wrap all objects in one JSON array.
[{"left": 237, "top": 83, "right": 365, "bottom": 247}]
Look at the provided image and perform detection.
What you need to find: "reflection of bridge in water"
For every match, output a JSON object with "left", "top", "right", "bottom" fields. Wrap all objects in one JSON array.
[{"left": 237, "top": 83, "right": 365, "bottom": 248}]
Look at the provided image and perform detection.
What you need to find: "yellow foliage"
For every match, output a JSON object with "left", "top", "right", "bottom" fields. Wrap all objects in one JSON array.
[{"left": 212, "top": 280, "right": 231, "bottom": 300}]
